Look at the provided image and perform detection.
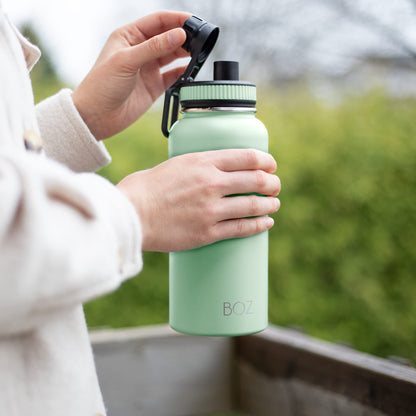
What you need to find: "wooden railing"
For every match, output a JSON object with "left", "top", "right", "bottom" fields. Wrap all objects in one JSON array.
[{"left": 90, "top": 324, "right": 416, "bottom": 416}]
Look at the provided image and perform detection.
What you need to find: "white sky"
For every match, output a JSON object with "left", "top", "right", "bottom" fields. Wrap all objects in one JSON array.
[{"left": 2, "top": 0, "right": 166, "bottom": 86}]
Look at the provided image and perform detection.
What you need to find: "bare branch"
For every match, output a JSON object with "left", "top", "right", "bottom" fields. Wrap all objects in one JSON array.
[{"left": 319, "top": 0, "right": 416, "bottom": 60}]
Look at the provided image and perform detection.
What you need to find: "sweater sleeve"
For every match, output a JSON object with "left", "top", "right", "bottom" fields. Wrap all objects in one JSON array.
[
  {"left": 0, "top": 150, "right": 143, "bottom": 336},
  {"left": 35, "top": 89, "right": 111, "bottom": 173}
]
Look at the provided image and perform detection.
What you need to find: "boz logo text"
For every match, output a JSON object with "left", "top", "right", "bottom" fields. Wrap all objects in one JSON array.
[{"left": 223, "top": 301, "right": 254, "bottom": 316}]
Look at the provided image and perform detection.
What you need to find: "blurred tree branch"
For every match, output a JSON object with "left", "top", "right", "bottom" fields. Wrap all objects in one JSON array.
[
  {"left": 320, "top": 0, "right": 416, "bottom": 61},
  {"left": 165, "top": 0, "right": 416, "bottom": 85}
]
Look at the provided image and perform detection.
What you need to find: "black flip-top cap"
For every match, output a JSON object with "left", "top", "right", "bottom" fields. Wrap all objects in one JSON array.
[
  {"left": 182, "top": 16, "right": 219, "bottom": 68},
  {"left": 162, "top": 15, "right": 219, "bottom": 137}
]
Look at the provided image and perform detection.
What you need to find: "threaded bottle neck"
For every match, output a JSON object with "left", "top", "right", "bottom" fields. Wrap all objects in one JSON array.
[{"left": 179, "top": 81, "right": 256, "bottom": 110}]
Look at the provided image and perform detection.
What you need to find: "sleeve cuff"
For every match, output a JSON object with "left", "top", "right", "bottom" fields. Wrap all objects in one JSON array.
[
  {"left": 77, "top": 172, "right": 143, "bottom": 281},
  {"left": 36, "top": 89, "right": 111, "bottom": 173}
]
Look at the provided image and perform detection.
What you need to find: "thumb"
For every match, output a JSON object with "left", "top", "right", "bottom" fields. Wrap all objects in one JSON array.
[{"left": 123, "top": 28, "right": 186, "bottom": 72}]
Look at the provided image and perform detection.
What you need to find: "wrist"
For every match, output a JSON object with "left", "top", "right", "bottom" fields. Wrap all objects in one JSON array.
[
  {"left": 71, "top": 88, "right": 103, "bottom": 141},
  {"left": 116, "top": 173, "right": 155, "bottom": 251}
]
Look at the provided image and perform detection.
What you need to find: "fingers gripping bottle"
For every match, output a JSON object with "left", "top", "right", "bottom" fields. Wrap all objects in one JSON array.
[{"left": 162, "top": 16, "right": 269, "bottom": 336}]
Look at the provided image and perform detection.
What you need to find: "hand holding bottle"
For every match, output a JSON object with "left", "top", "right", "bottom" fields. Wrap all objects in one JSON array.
[{"left": 116, "top": 148, "right": 281, "bottom": 252}]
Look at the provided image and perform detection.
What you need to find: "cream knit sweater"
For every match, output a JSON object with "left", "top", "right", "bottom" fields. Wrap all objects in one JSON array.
[{"left": 0, "top": 6, "right": 143, "bottom": 416}]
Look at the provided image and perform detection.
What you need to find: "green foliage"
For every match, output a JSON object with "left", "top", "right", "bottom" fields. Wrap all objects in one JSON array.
[
  {"left": 264, "top": 89, "right": 416, "bottom": 361},
  {"left": 84, "top": 89, "right": 416, "bottom": 364}
]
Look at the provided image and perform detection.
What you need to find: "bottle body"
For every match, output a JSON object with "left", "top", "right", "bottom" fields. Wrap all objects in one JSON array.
[{"left": 168, "top": 110, "right": 269, "bottom": 336}]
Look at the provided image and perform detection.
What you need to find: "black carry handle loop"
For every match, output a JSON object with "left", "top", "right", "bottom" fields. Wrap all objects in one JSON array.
[
  {"left": 161, "top": 16, "right": 219, "bottom": 137},
  {"left": 162, "top": 84, "right": 180, "bottom": 138}
]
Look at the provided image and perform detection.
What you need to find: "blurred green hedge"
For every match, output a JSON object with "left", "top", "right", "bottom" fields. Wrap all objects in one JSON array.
[{"left": 67, "top": 89, "right": 415, "bottom": 363}]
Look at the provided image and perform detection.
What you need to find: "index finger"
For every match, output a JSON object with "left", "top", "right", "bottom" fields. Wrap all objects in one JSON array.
[
  {"left": 209, "top": 149, "right": 277, "bottom": 173},
  {"left": 122, "top": 10, "right": 192, "bottom": 45}
]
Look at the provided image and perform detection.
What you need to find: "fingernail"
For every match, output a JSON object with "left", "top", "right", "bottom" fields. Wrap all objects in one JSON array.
[
  {"left": 265, "top": 217, "right": 274, "bottom": 229},
  {"left": 168, "top": 28, "right": 185, "bottom": 46},
  {"left": 274, "top": 197, "right": 281, "bottom": 211}
]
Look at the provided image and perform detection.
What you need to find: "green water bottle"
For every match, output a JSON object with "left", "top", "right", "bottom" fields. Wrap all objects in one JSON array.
[{"left": 162, "top": 16, "right": 269, "bottom": 336}]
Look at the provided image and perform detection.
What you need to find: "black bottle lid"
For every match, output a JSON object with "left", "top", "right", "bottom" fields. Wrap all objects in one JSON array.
[
  {"left": 162, "top": 16, "right": 219, "bottom": 137},
  {"left": 182, "top": 16, "right": 219, "bottom": 67}
]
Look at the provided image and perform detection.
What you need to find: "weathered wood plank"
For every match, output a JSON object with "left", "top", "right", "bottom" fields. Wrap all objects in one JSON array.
[
  {"left": 90, "top": 324, "right": 416, "bottom": 415},
  {"left": 234, "top": 325, "right": 416, "bottom": 416},
  {"left": 91, "top": 324, "right": 233, "bottom": 416}
]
